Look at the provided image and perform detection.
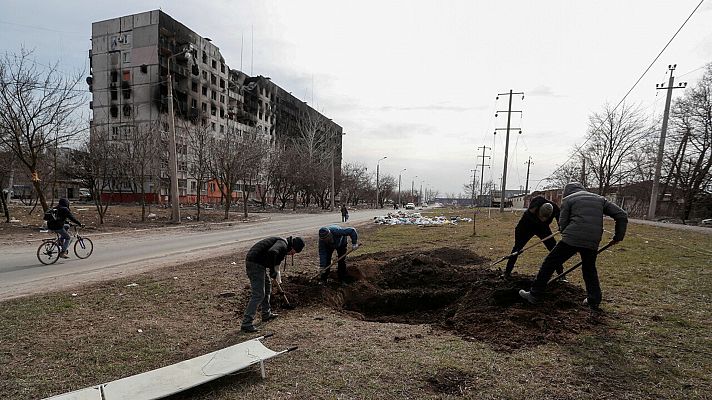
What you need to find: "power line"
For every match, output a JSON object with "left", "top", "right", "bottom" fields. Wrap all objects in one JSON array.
[{"left": 544, "top": 0, "right": 706, "bottom": 182}]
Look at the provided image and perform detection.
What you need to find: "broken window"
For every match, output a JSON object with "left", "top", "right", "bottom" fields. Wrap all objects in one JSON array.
[
  {"left": 220, "top": 78, "right": 225, "bottom": 89},
  {"left": 202, "top": 86, "right": 207, "bottom": 96},
  {"left": 220, "top": 63, "right": 225, "bottom": 73},
  {"left": 211, "top": 59, "right": 216, "bottom": 69},
  {"left": 123, "top": 104, "right": 131, "bottom": 117},
  {"left": 110, "top": 105, "right": 118, "bottom": 118},
  {"left": 141, "top": 64, "right": 148, "bottom": 74},
  {"left": 122, "top": 51, "right": 131, "bottom": 64},
  {"left": 211, "top": 74, "right": 216, "bottom": 85},
  {"left": 191, "top": 81, "right": 198, "bottom": 92}
]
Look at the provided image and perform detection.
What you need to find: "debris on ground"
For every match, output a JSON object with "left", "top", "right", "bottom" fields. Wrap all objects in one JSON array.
[
  {"left": 276, "top": 247, "right": 606, "bottom": 351},
  {"left": 373, "top": 212, "right": 473, "bottom": 226}
]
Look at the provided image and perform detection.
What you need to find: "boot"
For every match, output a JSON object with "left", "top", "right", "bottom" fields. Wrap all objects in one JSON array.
[
  {"left": 59, "top": 251, "right": 69, "bottom": 259},
  {"left": 519, "top": 290, "right": 538, "bottom": 304}
]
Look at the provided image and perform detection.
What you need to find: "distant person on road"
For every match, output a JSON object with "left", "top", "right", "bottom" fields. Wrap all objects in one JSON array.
[
  {"left": 340, "top": 204, "right": 349, "bottom": 222},
  {"left": 241, "top": 236, "right": 305, "bottom": 333},
  {"left": 46, "top": 198, "right": 83, "bottom": 259},
  {"left": 519, "top": 182, "right": 628, "bottom": 310},
  {"left": 318, "top": 225, "right": 358, "bottom": 283},
  {"left": 503, "top": 196, "right": 563, "bottom": 279}
]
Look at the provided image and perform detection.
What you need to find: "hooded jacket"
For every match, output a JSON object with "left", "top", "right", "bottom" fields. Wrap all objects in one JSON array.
[
  {"left": 47, "top": 198, "right": 81, "bottom": 230},
  {"left": 246, "top": 237, "right": 292, "bottom": 277},
  {"left": 318, "top": 225, "right": 358, "bottom": 268},
  {"left": 559, "top": 183, "right": 628, "bottom": 250}
]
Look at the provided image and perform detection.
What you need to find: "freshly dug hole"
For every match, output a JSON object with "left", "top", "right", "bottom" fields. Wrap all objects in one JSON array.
[{"left": 277, "top": 247, "right": 605, "bottom": 350}]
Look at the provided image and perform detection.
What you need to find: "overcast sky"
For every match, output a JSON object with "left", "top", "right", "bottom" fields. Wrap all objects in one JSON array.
[{"left": 2, "top": 0, "right": 711, "bottom": 195}]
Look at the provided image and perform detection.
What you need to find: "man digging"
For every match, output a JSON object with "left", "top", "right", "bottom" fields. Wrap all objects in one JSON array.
[
  {"left": 519, "top": 182, "right": 628, "bottom": 310},
  {"left": 318, "top": 225, "right": 359, "bottom": 284},
  {"left": 503, "top": 196, "right": 563, "bottom": 280},
  {"left": 241, "top": 236, "right": 305, "bottom": 333}
]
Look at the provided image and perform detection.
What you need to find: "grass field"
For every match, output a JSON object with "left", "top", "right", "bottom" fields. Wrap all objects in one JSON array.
[{"left": 1, "top": 209, "right": 710, "bottom": 399}]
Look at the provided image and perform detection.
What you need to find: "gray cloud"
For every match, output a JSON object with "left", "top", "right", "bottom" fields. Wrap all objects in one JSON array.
[
  {"left": 377, "top": 103, "right": 487, "bottom": 112},
  {"left": 527, "top": 85, "right": 564, "bottom": 98}
]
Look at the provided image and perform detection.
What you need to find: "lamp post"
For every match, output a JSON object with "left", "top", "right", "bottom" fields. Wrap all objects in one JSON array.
[
  {"left": 166, "top": 44, "right": 194, "bottom": 223},
  {"left": 411, "top": 175, "right": 418, "bottom": 202},
  {"left": 397, "top": 168, "right": 406, "bottom": 207},
  {"left": 330, "top": 130, "right": 345, "bottom": 212},
  {"left": 376, "top": 156, "right": 387, "bottom": 208},
  {"left": 420, "top": 181, "right": 423, "bottom": 206}
]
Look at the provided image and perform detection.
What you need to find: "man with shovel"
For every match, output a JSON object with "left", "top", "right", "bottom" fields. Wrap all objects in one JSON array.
[
  {"left": 318, "top": 225, "right": 359, "bottom": 283},
  {"left": 241, "top": 236, "right": 305, "bottom": 333},
  {"left": 503, "top": 196, "right": 562, "bottom": 280},
  {"left": 519, "top": 182, "right": 627, "bottom": 309}
]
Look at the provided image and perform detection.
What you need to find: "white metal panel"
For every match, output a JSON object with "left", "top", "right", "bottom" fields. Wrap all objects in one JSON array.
[{"left": 44, "top": 386, "right": 102, "bottom": 400}]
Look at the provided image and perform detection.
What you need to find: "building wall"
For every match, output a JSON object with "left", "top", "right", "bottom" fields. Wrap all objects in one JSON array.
[{"left": 90, "top": 10, "right": 343, "bottom": 204}]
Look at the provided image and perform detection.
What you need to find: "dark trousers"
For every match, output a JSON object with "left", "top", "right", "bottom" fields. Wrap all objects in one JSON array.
[
  {"left": 505, "top": 225, "right": 561, "bottom": 275},
  {"left": 241, "top": 261, "right": 272, "bottom": 328},
  {"left": 530, "top": 241, "right": 602, "bottom": 305},
  {"left": 321, "top": 246, "right": 348, "bottom": 281}
]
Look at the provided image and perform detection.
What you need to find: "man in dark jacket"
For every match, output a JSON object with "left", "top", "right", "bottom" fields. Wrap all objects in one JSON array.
[
  {"left": 503, "top": 196, "right": 562, "bottom": 279},
  {"left": 47, "top": 198, "right": 82, "bottom": 259},
  {"left": 318, "top": 225, "right": 358, "bottom": 283},
  {"left": 241, "top": 236, "right": 305, "bottom": 333},
  {"left": 519, "top": 182, "right": 628, "bottom": 309}
]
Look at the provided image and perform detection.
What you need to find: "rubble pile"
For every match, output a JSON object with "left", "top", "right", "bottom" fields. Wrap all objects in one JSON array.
[{"left": 373, "top": 211, "right": 473, "bottom": 226}]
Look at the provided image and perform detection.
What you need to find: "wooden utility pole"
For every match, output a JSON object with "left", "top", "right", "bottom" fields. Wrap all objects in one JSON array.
[
  {"left": 495, "top": 90, "right": 524, "bottom": 212},
  {"left": 470, "top": 167, "right": 478, "bottom": 207},
  {"left": 524, "top": 157, "right": 532, "bottom": 194},
  {"left": 477, "top": 145, "right": 491, "bottom": 205},
  {"left": 648, "top": 64, "right": 686, "bottom": 220}
]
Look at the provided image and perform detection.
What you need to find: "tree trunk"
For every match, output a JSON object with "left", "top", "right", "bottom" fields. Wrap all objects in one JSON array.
[
  {"left": 1, "top": 191, "right": 9, "bottom": 222},
  {"left": 196, "top": 184, "right": 202, "bottom": 221},
  {"left": 31, "top": 174, "right": 49, "bottom": 211}
]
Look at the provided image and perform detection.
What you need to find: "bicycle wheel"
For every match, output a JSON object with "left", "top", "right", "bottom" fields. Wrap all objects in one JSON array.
[
  {"left": 74, "top": 237, "right": 94, "bottom": 259},
  {"left": 37, "top": 241, "right": 61, "bottom": 265}
]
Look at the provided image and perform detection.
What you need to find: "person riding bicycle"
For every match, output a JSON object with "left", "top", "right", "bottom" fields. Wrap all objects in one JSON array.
[{"left": 47, "top": 198, "right": 83, "bottom": 259}]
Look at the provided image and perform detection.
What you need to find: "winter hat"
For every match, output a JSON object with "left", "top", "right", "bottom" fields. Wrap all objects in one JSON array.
[
  {"left": 318, "top": 227, "right": 331, "bottom": 239},
  {"left": 538, "top": 203, "right": 553, "bottom": 219},
  {"left": 290, "top": 236, "right": 305, "bottom": 253},
  {"left": 58, "top": 198, "right": 69, "bottom": 208}
]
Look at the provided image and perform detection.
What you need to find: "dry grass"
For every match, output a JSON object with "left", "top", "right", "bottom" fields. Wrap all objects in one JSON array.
[{"left": 1, "top": 208, "right": 710, "bottom": 399}]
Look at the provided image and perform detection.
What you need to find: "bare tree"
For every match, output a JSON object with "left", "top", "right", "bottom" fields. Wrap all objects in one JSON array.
[
  {"left": 0, "top": 49, "right": 87, "bottom": 211},
  {"left": 116, "top": 121, "right": 160, "bottom": 221},
  {"left": 341, "top": 162, "right": 371, "bottom": 206},
  {"left": 70, "top": 135, "right": 117, "bottom": 224},
  {"left": 186, "top": 121, "right": 212, "bottom": 221},
  {"left": 582, "top": 102, "right": 648, "bottom": 195},
  {"left": 0, "top": 151, "right": 13, "bottom": 222},
  {"left": 236, "top": 132, "right": 268, "bottom": 219},
  {"left": 377, "top": 174, "right": 396, "bottom": 208}
]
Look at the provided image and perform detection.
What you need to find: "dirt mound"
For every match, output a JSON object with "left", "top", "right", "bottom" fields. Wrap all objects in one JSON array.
[{"left": 276, "top": 247, "right": 606, "bottom": 350}]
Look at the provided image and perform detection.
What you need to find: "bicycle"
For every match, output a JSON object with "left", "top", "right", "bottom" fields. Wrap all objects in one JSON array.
[{"left": 37, "top": 225, "right": 94, "bottom": 265}]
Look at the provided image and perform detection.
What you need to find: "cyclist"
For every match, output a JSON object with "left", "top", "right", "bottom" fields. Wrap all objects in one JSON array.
[{"left": 47, "top": 198, "right": 83, "bottom": 258}]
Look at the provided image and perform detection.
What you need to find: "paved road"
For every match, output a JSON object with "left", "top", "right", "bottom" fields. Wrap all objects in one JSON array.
[{"left": 0, "top": 209, "right": 386, "bottom": 300}]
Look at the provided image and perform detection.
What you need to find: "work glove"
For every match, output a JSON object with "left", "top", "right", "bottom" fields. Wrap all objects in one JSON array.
[{"left": 352, "top": 243, "right": 359, "bottom": 251}]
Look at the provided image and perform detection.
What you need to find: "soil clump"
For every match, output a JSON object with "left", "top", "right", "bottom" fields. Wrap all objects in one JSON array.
[{"left": 276, "top": 247, "right": 606, "bottom": 350}]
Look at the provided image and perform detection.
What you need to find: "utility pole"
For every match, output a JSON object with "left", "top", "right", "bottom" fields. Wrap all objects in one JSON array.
[
  {"left": 495, "top": 90, "right": 524, "bottom": 212},
  {"left": 376, "top": 156, "right": 387, "bottom": 208},
  {"left": 477, "top": 145, "right": 491, "bottom": 206},
  {"left": 580, "top": 155, "right": 586, "bottom": 187},
  {"left": 167, "top": 57, "right": 181, "bottom": 223},
  {"left": 398, "top": 168, "right": 406, "bottom": 206},
  {"left": 470, "top": 167, "right": 478, "bottom": 207},
  {"left": 649, "top": 64, "right": 686, "bottom": 220},
  {"left": 524, "top": 157, "right": 533, "bottom": 194}
]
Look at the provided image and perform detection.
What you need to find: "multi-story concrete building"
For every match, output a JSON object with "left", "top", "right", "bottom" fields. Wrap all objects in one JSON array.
[{"left": 89, "top": 10, "right": 342, "bottom": 204}]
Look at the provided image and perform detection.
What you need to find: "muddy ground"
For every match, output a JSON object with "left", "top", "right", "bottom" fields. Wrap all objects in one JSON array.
[{"left": 267, "top": 247, "right": 607, "bottom": 351}]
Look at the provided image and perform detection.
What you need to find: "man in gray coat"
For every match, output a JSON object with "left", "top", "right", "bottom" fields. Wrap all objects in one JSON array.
[{"left": 519, "top": 182, "right": 628, "bottom": 309}]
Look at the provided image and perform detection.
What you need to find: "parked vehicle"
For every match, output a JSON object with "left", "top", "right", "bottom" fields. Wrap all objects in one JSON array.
[
  {"left": 405, "top": 202, "right": 416, "bottom": 210},
  {"left": 78, "top": 188, "right": 92, "bottom": 201}
]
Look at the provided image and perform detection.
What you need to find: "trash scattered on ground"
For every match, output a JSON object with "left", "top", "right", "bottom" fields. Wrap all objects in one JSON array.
[
  {"left": 373, "top": 212, "right": 472, "bottom": 226},
  {"left": 125, "top": 283, "right": 138, "bottom": 287},
  {"left": 71, "top": 293, "right": 78, "bottom": 297},
  {"left": 137, "top": 329, "right": 143, "bottom": 333},
  {"left": 147, "top": 213, "right": 157, "bottom": 219},
  {"left": 231, "top": 261, "right": 237, "bottom": 265}
]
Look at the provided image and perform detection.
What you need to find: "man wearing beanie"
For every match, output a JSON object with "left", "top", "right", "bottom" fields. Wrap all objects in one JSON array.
[
  {"left": 503, "top": 195, "right": 562, "bottom": 279},
  {"left": 318, "top": 225, "right": 358, "bottom": 283},
  {"left": 241, "top": 236, "right": 305, "bottom": 333},
  {"left": 519, "top": 182, "right": 628, "bottom": 309}
]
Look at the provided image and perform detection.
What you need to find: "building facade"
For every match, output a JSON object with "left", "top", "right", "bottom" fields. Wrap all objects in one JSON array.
[{"left": 89, "top": 10, "right": 342, "bottom": 204}]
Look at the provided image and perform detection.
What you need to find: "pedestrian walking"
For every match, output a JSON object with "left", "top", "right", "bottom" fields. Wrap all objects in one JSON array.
[{"left": 340, "top": 204, "right": 349, "bottom": 222}]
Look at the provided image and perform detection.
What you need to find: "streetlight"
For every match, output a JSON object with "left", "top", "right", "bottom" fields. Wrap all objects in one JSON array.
[
  {"left": 330, "top": 130, "right": 345, "bottom": 212},
  {"left": 411, "top": 175, "right": 418, "bottom": 202},
  {"left": 376, "top": 156, "right": 387, "bottom": 208},
  {"left": 397, "top": 168, "right": 407, "bottom": 207},
  {"left": 166, "top": 43, "right": 194, "bottom": 223}
]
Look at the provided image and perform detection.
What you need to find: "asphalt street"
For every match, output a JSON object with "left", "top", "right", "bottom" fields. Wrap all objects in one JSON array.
[{"left": 0, "top": 209, "right": 386, "bottom": 300}]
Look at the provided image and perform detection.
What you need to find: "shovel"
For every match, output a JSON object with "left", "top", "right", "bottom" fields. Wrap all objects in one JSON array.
[
  {"left": 272, "top": 279, "right": 295, "bottom": 309},
  {"left": 490, "top": 231, "right": 560, "bottom": 267},
  {"left": 547, "top": 241, "right": 616, "bottom": 285},
  {"left": 316, "top": 244, "right": 363, "bottom": 280}
]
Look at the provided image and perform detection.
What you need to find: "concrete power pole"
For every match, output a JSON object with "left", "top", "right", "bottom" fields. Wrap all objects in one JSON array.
[
  {"left": 470, "top": 167, "right": 478, "bottom": 207},
  {"left": 477, "top": 145, "right": 491, "bottom": 205},
  {"left": 648, "top": 64, "right": 686, "bottom": 220},
  {"left": 524, "top": 157, "right": 532, "bottom": 194},
  {"left": 495, "top": 90, "right": 524, "bottom": 212}
]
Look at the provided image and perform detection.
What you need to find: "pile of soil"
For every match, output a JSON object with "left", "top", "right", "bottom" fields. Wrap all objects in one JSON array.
[{"left": 277, "top": 247, "right": 606, "bottom": 350}]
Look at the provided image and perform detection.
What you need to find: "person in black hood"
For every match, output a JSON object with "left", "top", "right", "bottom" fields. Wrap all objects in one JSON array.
[
  {"left": 47, "top": 198, "right": 82, "bottom": 259},
  {"left": 519, "top": 183, "right": 628, "bottom": 309},
  {"left": 241, "top": 236, "right": 305, "bottom": 333},
  {"left": 503, "top": 196, "right": 563, "bottom": 279}
]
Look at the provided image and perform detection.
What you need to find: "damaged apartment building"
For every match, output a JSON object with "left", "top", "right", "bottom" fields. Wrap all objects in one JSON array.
[{"left": 88, "top": 10, "right": 342, "bottom": 203}]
